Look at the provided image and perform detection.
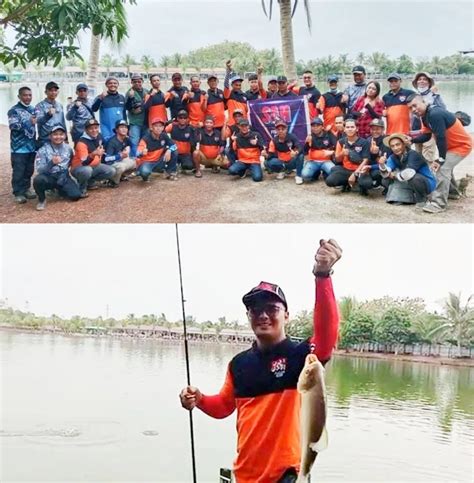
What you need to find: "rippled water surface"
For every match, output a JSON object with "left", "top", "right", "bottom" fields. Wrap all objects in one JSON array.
[{"left": 1, "top": 331, "right": 473, "bottom": 482}]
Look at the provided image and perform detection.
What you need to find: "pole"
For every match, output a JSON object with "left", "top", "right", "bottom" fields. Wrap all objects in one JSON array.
[{"left": 175, "top": 224, "right": 198, "bottom": 483}]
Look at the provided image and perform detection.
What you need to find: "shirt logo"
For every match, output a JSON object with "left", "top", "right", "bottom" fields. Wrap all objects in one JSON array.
[
  {"left": 185, "top": 133, "right": 190, "bottom": 138},
  {"left": 271, "top": 357, "right": 287, "bottom": 378},
  {"left": 214, "top": 137, "right": 220, "bottom": 142},
  {"left": 399, "top": 96, "right": 406, "bottom": 102},
  {"left": 161, "top": 140, "right": 165, "bottom": 145},
  {"left": 355, "top": 146, "right": 362, "bottom": 152},
  {"left": 323, "top": 140, "right": 329, "bottom": 146}
]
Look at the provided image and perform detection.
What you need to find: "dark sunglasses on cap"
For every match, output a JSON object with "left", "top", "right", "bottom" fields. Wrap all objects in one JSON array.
[{"left": 248, "top": 303, "right": 284, "bottom": 318}]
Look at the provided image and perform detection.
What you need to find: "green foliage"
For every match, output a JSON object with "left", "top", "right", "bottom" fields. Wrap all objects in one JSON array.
[
  {"left": 0, "top": 0, "right": 136, "bottom": 66},
  {"left": 340, "top": 311, "right": 376, "bottom": 347},
  {"left": 374, "top": 307, "right": 414, "bottom": 345},
  {"left": 286, "top": 310, "right": 313, "bottom": 339}
]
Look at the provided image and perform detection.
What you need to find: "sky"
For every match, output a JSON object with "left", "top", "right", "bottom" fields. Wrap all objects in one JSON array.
[
  {"left": 1, "top": 224, "right": 472, "bottom": 323},
  {"left": 5, "top": 1, "right": 474, "bottom": 62}
]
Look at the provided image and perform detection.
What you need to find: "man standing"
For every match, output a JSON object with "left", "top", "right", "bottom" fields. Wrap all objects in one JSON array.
[
  {"left": 8, "top": 86, "right": 37, "bottom": 204},
  {"left": 125, "top": 73, "right": 147, "bottom": 158},
  {"left": 382, "top": 73, "right": 414, "bottom": 135},
  {"left": 407, "top": 94, "right": 473, "bottom": 213},
  {"left": 33, "top": 125, "right": 82, "bottom": 211},
  {"left": 318, "top": 75, "right": 345, "bottom": 132},
  {"left": 165, "top": 73, "right": 190, "bottom": 121},
  {"left": 66, "top": 83, "right": 94, "bottom": 144},
  {"left": 35, "top": 81, "right": 67, "bottom": 147},
  {"left": 144, "top": 74, "right": 168, "bottom": 126},
  {"left": 92, "top": 77, "right": 127, "bottom": 143},
  {"left": 205, "top": 74, "right": 226, "bottom": 129},
  {"left": 180, "top": 239, "right": 342, "bottom": 483},
  {"left": 291, "top": 70, "right": 321, "bottom": 119},
  {"left": 272, "top": 76, "right": 298, "bottom": 99},
  {"left": 187, "top": 75, "right": 207, "bottom": 128},
  {"left": 224, "top": 60, "right": 249, "bottom": 124},
  {"left": 245, "top": 72, "right": 266, "bottom": 101},
  {"left": 342, "top": 66, "right": 367, "bottom": 114}
]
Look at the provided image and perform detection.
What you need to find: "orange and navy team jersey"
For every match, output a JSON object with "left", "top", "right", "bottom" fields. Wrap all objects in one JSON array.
[
  {"left": 224, "top": 124, "right": 239, "bottom": 141},
  {"left": 382, "top": 88, "right": 415, "bottom": 135},
  {"left": 165, "top": 124, "right": 196, "bottom": 155},
  {"left": 335, "top": 137, "right": 370, "bottom": 171},
  {"left": 136, "top": 132, "right": 175, "bottom": 166},
  {"left": 205, "top": 88, "right": 226, "bottom": 128},
  {"left": 245, "top": 87, "right": 266, "bottom": 101},
  {"left": 317, "top": 91, "right": 345, "bottom": 130},
  {"left": 197, "top": 127, "right": 225, "bottom": 159},
  {"left": 290, "top": 85, "right": 321, "bottom": 119},
  {"left": 224, "top": 89, "right": 249, "bottom": 125},
  {"left": 304, "top": 131, "right": 337, "bottom": 161},
  {"left": 417, "top": 106, "right": 473, "bottom": 158},
  {"left": 268, "top": 133, "right": 302, "bottom": 162},
  {"left": 187, "top": 89, "right": 207, "bottom": 127},
  {"left": 196, "top": 277, "right": 339, "bottom": 483},
  {"left": 144, "top": 90, "right": 167, "bottom": 126},
  {"left": 71, "top": 135, "right": 104, "bottom": 169},
  {"left": 232, "top": 131, "right": 265, "bottom": 164},
  {"left": 165, "top": 86, "right": 189, "bottom": 119}
]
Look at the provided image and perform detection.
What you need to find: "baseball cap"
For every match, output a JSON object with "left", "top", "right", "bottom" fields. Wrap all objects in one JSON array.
[
  {"left": 243, "top": 281, "right": 288, "bottom": 310},
  {"left": 114, "top": 119, "right": 129, "bottom": 130},
  {"left": 50, "top": 125, "right": 66, "bottom": 133},
  {"left": 230, "top": 74, "right": 244, "bottom": 84},
  {"left": 45, "top": 81, "right": 59, "bottom": 90},
  {"left": 233, "top": 108, "right": 244, "bottom": 116},
  {"left": 238, "top": 119, "right": 250, "bottom": 126},
  {"left": 204, "top": 115, "right": 215, "bottom": 122},
  {"left": 352, "top": 66, "right": 366, "bottom": 74},
  {"left": 311, "top": 117, "right": 323, "bottom": 125},
  {"left": 275, "top": 119, "right": 287, "bottom": 128},
  {"left": 177, "top": 109, "right": 189, "bottom": 118},
  {"left": 327, "top": 75, "right": 339, "bottom": 83},
  {"left": 76, "top": 83, "right": 88, "bottom": 91},
  {"left": 369, "top": 118, "right": 385, "bottom": 128},
  {"left": 267, "top": 76, "right": 278, "bottom": 83},
  {"left": 171, "top": 72, "right": 182, "bottom": 81},
  {"left": 276, "top": 75, "right": 288, "bottom": 82},
  {"left": 131, "top": 73, "right": 143, "bottom": 81},
  {"left": 151, "top": 117, "right": 166, "bottom": 125},
  {"left": 207, "top": 73, "right": 218, "bottom": 81},
  {"left": 248, "top": 73, "right": 258, "bottom": 81},
  {"left": 387, "top": 73, "right": 401, "bottom": 81},
  {"left": 85, "top": 118, "right": 100, "bottom": 128}
]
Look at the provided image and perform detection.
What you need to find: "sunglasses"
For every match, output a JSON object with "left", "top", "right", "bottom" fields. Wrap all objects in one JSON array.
[{"left": 248, "top": 304, "right": 284, "bottom": 318}]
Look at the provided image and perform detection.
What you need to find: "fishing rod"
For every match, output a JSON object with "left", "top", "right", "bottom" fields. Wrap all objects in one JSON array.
[{"left": 175, "top": 224, "right": 198, "bottom": 483}]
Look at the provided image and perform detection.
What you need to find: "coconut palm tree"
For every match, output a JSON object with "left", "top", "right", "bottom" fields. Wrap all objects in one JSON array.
[
  {"left": 121, "top": 54, "right": 136, "bottom": 79},
  {"left": 261, "top": 0, "right": 312, "bottom": 80},
  {"left": 160, "top": 55, "right": 171, "bottom": 79},
  {"left": 141, "top": 55, "right": 156, "bottom": 78},
  {"left": 100, "top": 53, "right": 116, "bottom": 77}
]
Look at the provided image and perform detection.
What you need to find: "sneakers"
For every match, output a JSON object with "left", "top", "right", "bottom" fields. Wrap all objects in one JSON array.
[
  {"left": 239, "top": 170, "right": 247, "bottom": 179},
  {"left": 211, "top": 166, "right": 221, "bottom": 173},
  {"left": 276, "top": 172, "right": 286, "bottom": 180},
  {"left": 422, "top": 202, "right": 446, "bottom": 214},
  {"left": 448, "top": 193, "right": 461, "bottom": 200},
  {"left": 80, "top": 192, "right": 89, "bottom": 199},
  {"left": 87, "top": 182, "right": 99, "bottom": 190},
  {"left": 166, "top": 172, "right": 178, "bottom": 181},
  {"left": 36, "top": 200, "right": 46, "bottom": 211},
  {"left": 15, "top": 195, "right": 27, "bottom": 204},
  {"left": 295, "top": 176, "right": 303, "bottom": 185},
  {"left": 24, "top": 189, "right": 37, "bottom": 200}
]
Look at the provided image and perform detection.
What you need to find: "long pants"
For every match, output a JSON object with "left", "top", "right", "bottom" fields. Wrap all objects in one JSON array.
[
  {"left": 11, "top": 152, "right": 36, "bottom": 195},
  {"left": 109, "top": 157, "right": 136, "bottom": 184},
  {"left": 137, "top": 152, "right": 178, "bottom": 180},
  {"left": 325, "top": 165, "right": 354, "bottom": 188},
  {"left": 33, "top": 172, "right": 82, "bottom": 202},
  {"left": 71, "top": 164, "right": 116, "bottom": 193},
  {"left": 430, "top": 152, "right": 466, "bottom": 209},
  {"left": 382, "top": 174, "right": 431, "bottom": 203},
  {"left": 129, "top": 124, "right": 146, "bottom": 158},
  {"left": 225, "top": 146, "right": 237, "bottom": 166},
  {"left": 301, "top": 160, "right": 335, "bottom": 181},
  {"left": 228, "top": 161, "right": 263, "bottom": 182},
  {"left": 358, "top": 170, "right": 383, "bottom": 193},
  {"left": 178, "top": 153, "right": 194, "bottom": 170},
  {"left": 265, "top": 154, "right": 304, "bottom": 176},
  {"left": 415, "top": 136, "right": 439, "bottom": 164}
]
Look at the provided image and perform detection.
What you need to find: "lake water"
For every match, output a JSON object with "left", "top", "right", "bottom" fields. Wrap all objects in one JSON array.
[
  {"left": 1, "top": 331, "right": 473, "bottom": 482},
  {"left": 1, "top": 80, "right": 473, "bottom": 132}
]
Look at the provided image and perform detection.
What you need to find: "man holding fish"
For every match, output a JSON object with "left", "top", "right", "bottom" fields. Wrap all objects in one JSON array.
[{"left": 180, "top": 239, "right": 342, "bottom": 483}]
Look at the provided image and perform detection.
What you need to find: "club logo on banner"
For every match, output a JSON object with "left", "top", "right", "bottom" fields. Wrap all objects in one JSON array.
[{"left": 248, "top": 96, "right": 310, "bottom": 146}]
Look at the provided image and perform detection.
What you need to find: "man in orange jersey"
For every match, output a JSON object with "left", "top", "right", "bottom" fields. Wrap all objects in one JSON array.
[
  {"left": 290, "top": 70, "right": 321, "bottom": 119},
  {"left": 224, "top": 60, "right": 249, "bottom": 124},
  {"left": 136, "top": 118, "right": 178, "bottom": 182},
  {"left": 382, "top": 73, "right": 415, "bottom": 135},
  {"left": 205, "top": 74, "right": 226, "bottom": 129},
  {"left": 180, "top": 240, "right": 342, "bottom": 483},
  {"left": 318, "top": 75, "right": 345, "bottom": 132},
  {"left": 332, "top": 114, "right": 346, "bottom": 140},
  {"left": 165, "top": 72, "right": 191, "bottom": 120},
  {"left": 407, "top": 93, "right": 473, "bottom": 213},
  {"left": 223, "top": 109, "right": 245, "bottom": 166},
  {"left": 187, "top": 75, "right": 207, "bottom": 127},
  {"left": 165, "top": 110, "right": 197, "bottom": 174},
  {"left": 227, "top": 119, "right": 266, "bottom": 182},
  {"left": 71, "top": 118, "right": 115, "bottom": 195},
  {"left": 144, "top": 74, "right": 167, "bottom": 127},
  {"left": 245, "top": 72, "right": 266, "bottom": 101},
  {"left": 193, "top": 115, "right": 227, "bottom": 177}
]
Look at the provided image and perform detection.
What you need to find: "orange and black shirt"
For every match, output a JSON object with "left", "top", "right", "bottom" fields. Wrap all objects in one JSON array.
[
  {"left": 165, "top": 86, "right": 189, "bottom": 120},
  {"left": 144, "top": 90, "right": 167, "bottom": 126},
  {"left": 318, "top": 91, "right": 345, "bottom": 130},
  {"left": 233, "top": 131, "right": 265, "bottom": 164},
  {"left": 71, "top": 134, "right": 104, "bottom": 169},
  {"left": 268, "top": 133, "right": 302, "bottom": 162},
  {"left": 197, "top": 277, "right": 339, "bottom": 483},
  {"left": 187, "top": 89, "right": 207, "bottom": 127},
  {"left": 165, "top": 123, "right": 196, "bottom": 155},
  {"left": 295, "top": 85, "right": 321, "bottom": 119},
  {"left": 304, "top": 131, "right": 337, "bottom": 161},
  {"left": 335, "top": 136, "right": 370, "bottom": 171},
  {"left": 205, "top": 88, "right": 226, "bottom": 128},
  {"left": 224, "top": 89, "right": 249, "bottom": 126},
  {"left": 197, "top": 127, "right": 225, "bottom": 159},
  {"left": 245, "top": 87, "right": 266, "bottom": 101},
  {"left": 136, "top": 131, "right": 175, "bottom": 166},
  {"left": 382, "top": 88, "right": 415, "bottom": 135}
]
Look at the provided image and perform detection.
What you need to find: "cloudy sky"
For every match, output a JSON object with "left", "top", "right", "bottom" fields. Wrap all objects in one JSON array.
[
  {"left": 5, "top": 1, "right": 473, "bottom": 62},
  {"left": 1, "top": 224, "right": 472, "bottom": 323}
]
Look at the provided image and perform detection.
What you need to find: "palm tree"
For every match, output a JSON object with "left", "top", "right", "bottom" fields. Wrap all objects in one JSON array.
[
  {"left": 121, "top": 54, "right": 136, "bottom": 79},
  {"left": 261, "top": 0, "right": 312, "bottom": 80},
  {"left": 160, "top": 55, "right": 171, "bottom": 79},
  {"left": 141, "top": 55, "right": 155, "bottom": 78},
  {"left": 171, "top": 53, "right": 183, "bottom": 69},
  {"left": 355, "top": 52, "right": 366, "bottom": 66},
  {"left": 100, "top": 53, "right": 116, "bottom": 77},
  {"left": 337, "top": 53, "right": 350, "bottom": 74}
]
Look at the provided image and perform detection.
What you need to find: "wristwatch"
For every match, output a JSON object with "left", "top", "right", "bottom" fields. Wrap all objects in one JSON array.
[{"left": 313, "top": 268, "right": 334, "bottom": 278}]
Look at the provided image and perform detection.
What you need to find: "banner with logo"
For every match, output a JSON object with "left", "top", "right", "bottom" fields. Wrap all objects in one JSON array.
[{"left": 248, "top": 96, "right": 310, "bottom": 146}]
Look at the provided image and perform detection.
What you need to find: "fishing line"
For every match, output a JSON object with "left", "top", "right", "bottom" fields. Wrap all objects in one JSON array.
[{"left": 175, "top": 224, "right": 198, "bottom": 483}]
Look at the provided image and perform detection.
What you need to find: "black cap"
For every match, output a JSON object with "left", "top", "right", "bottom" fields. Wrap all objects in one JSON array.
[
  {"left": 238, "top": 119, "right": 250, "bottom": 126},
  {"left": 352, "top": 66, "right": 366, "bottom": 74},
  {"left": 243, "top": 281, "right": 288, "bottom": 309},
  {"left": 177, "top": 109, "right": 188, "bottom": 118},
  {"left": 369, "top": 118, "right": 385, "bottom": 128},
  {"left": 172, "top": 72, "right": 182, "bottom": 80},
  {"left": 248, "top": 73, "right": 258, "bottom": 81},
  {"left": 50, "top": 125, "right": 66, "bottom": 133},
  {"left": 85, "top": 118, "right": 100, "bottom": 128},
  {"left": 46, "top": 81, "right": 59, "bottom": 90},
  {"left": 76, "top": 83, "right": 88, "bottom": 91},
  {"left": 327, "top": 75, "right": 339, "bottom": 83},
  {"left": 311, "top": 117, "right": 323, "bottom": 125},
  {"left": 276, "top": 75, "right": 288, "bottom": 82},
  {"left": 114, "top": 119, "right": 129, "bottom": 130},
  {"left": 387, "top": 73, "right": 401, "bottom": 81}
]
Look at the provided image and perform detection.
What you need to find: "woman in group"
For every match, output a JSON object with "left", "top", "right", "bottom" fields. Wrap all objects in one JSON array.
[{"left": 352, "top": 81, "right": 385, "bottom": 138}]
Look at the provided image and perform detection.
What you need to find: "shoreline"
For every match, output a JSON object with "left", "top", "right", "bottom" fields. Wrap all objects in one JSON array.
[{"left": 2, "top": 326, "right": 472, "bottom": 367}]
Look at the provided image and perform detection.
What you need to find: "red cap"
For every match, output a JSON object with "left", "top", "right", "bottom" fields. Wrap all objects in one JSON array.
[
  {"left": 242, "top": 282, "right": 288, "bottom": 309},
  {"left": 151, "top": 118, "right": 165, "bottom": 125}
]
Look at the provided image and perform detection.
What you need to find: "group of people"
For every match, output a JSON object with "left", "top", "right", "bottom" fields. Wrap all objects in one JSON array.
[{"left": 8, "top": 62, "right": 472, "bottom": 213}]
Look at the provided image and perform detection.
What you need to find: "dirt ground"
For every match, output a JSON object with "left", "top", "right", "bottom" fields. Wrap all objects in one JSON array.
[{"left": 1, "top": 124, "right": 473, "bottom": 223}]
